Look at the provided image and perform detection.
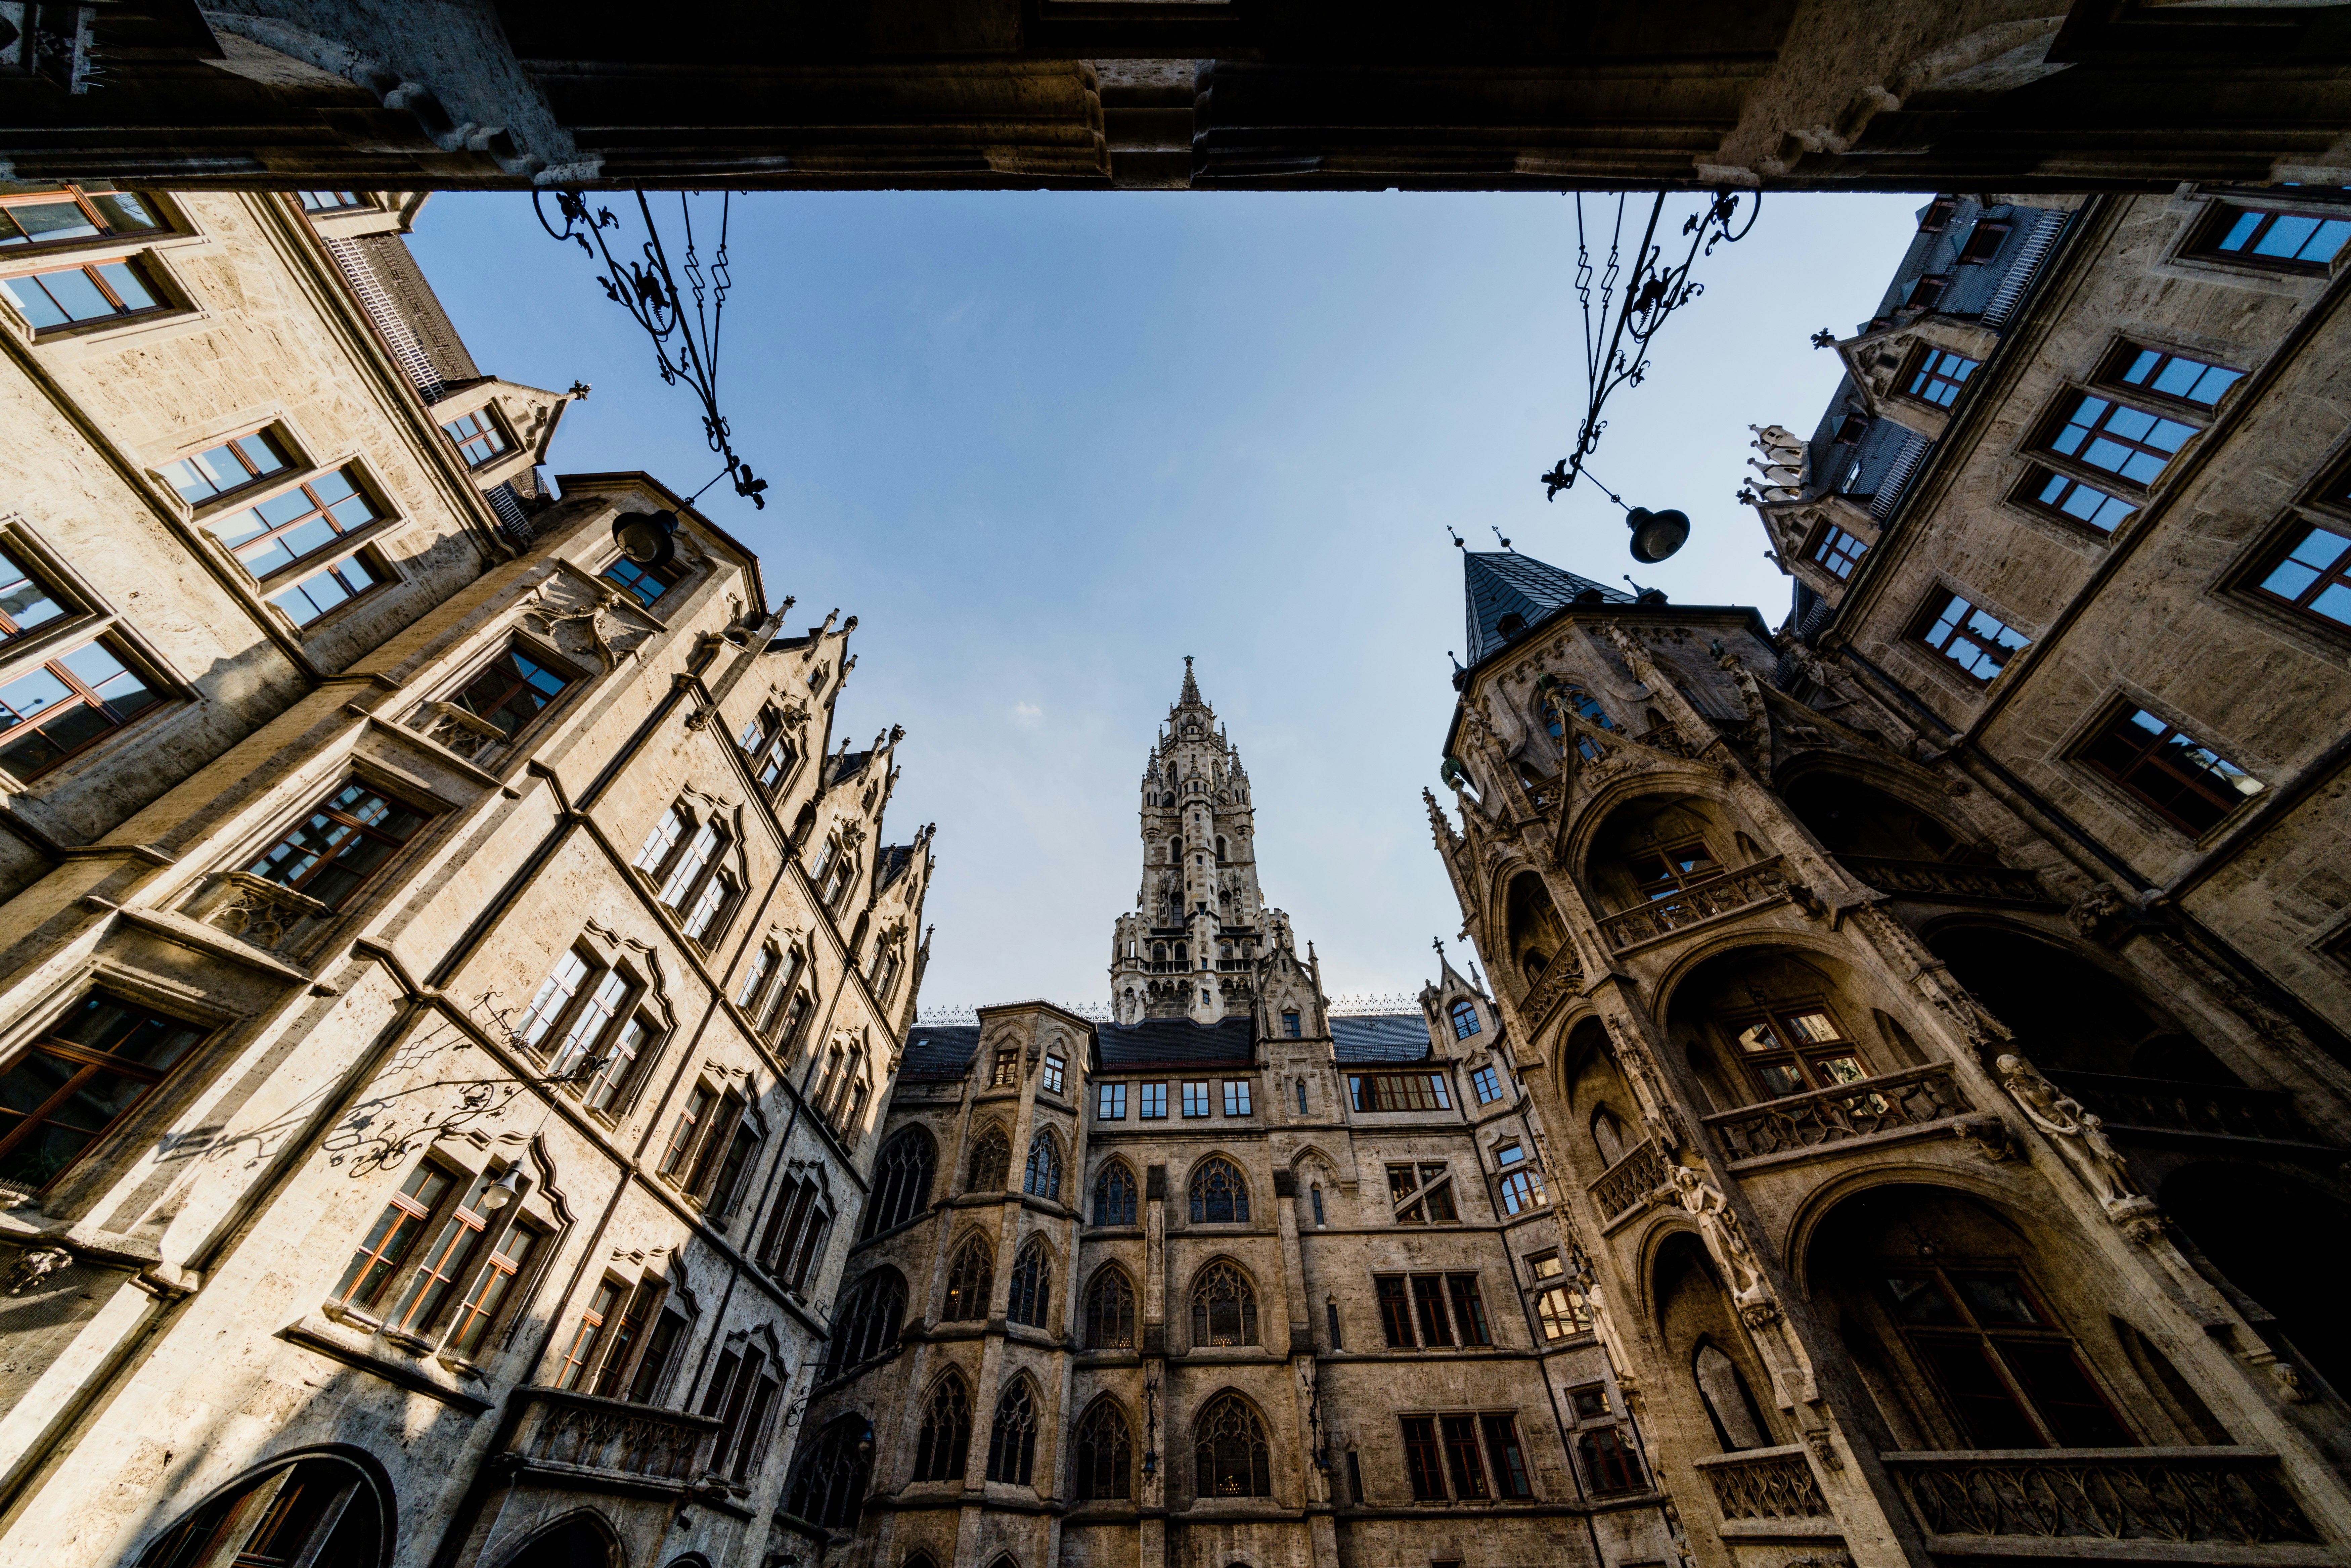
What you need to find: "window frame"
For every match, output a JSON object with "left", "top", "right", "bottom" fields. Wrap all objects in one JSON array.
[
  {"left": 0, "top": 185, "right": 171, "bottom": 256},
  {"left": 1900, "top": 346, "right": 1981, "bottom": 410},
  {"left": 2032, "top": 389, "right": 2198, "bottom": 497},
  {"left": 1181, "top": 1080, "right": 1211, "bottom": 1118},
  {"left": 1096, "top": 1081, "right": 1127, "bottom": 1120},
  {"left": 242, "top": 776, "right": 436, "bottom": 912},
  {"left": 0, "top": 630, "right": 174, "bottom": 781},
  {"left": 1720, "top": 1000, "right": 1872, "bottom": 1102},
  {"left": 439, "top": 404, "right": 515, "bottom": 469},
  {"left": 1910, "top": 589, "right": 2030, "bottom": 686},
  {"left": 2, "top": 253, "right": 177, "bottom": 337},
  {"left": 1222, "top": 1078, "right": 1251, "bottom": 1116},
  {"left": 2238, "top": 513, "right": 2351, "bottom": 638},
  {"left": 2188, "top": 200, "right": 2351, "bottom": 276},
  {"left": 1878, "top": 1263, "right": 2134, "bottom": 1449},
  {"left": 440, "top": 636, "right": 582, "bottom": 744},
  {"left": 2072, "top": 701, "right": 2265, "bottom": 838},
  {"left": 1810, "top": 522, "right": 1869, "bottom": 580},
  {"left": 0, "top": 991, "right": 212, "bottom": 1198},
  {"left": 1347, "top": 1071, "right": 1453, "bottom": 1113},
  {"left": 2096, "top": 342, "right": 2244, "bottom": 415}
]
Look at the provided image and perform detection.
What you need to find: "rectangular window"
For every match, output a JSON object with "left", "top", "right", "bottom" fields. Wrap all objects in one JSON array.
[
  {"left": 1377, "top": 1275, "right": 1415, "bottom": 1348},
  {"left": 2203, "top": 205, "right": 2351, "bottom": 272},
  {"left": 1282, "top": 1010, "right": 1301, "bottom": 1038},
  {"left": 1578, "top": 1428, "right": 1644, "bottom": 1494},
  {"left": 625, "top": 1310, "right": 687, "bottom": 1403},
  {"left": 602, "top": 556, "right": 675, "bottom": 608},
  {"left": 162, "top": 430, "right": 295, "bottom": 504},
  {"left": 0, "top": 543, "right": 69, "bottom": 646},
  {"left": 1326, "top": 1298, "right": 1342, "bottom": 1347},
  {"left": 1628, "top": 839, "right": 1723, "bottom": 907},
  {"left": 448, "top": 1217, "right": 543, "bottom": 1357},
  {"left": 592, "top": 1280, "right": 661, "bottom": 1398},
  {"left": 1956, "top": 218, "right": 2011, "bottom": 264},
  {"left": 1447, "top": 1275, "right": 1492, "bottom": 1346},
  {"left": 1482, "top": 1416, "right": 1534, "bottom": 1499},
  {"left": 0, "top": 185, "right": 163, "bottom": 250},
  {"left": 517, "top": 950, "right": 590, "bottom": 1048},
  {"left": 556, "top": 1280, "right": 622, "bottom": 1391},
  {"left": 1400, "top": 1417, "right": 1446, "bottom": 1500},
  {"left": 660, "top": 1085, "right": 716, "bottom": 1177},
  {"left": 206, "top": 466, "right": 383, "bottom": 582},
  {"left": 1811, "top": 524, "right": 1867, "bottom": 579},
  {"left": 2078, "top": 705, "right": 2264, "bottom": 836},
  {"left": 2113, "top": 346, "right": 2242, "bottom": 409},
  {"left": 1411, "top": 1276, "right": 1453, "bottom": 1347},
  {"left": 385, "top": 1169, "right": 497, "bottom": 1334},
  {"left": 1440, "top": 1415, "right": 1490, "bottom": 1499},
  {"left": 2027, "top": 467, "right": 2138, "bottom": 534},
  {"left": 447, "top": 644, "right": 574, "bottom": 737},
  {"left": 0, "top": 994, "right": 207, "bottom": 1195},
  {"left": 1569, "top": 1384, "right": 1610, "bottom": 1421},
  {"left": 271, "top": 552, "right": 387, "bottom": 627},
  {"left": 2043, "top": 393, "right": 2193, "bottom": 489},
  {"left": 706, "top": 1123, "right": 760, "bottom": 1217},
  {"left": 1295, "top": 1080, "right": 1309, "bottom": 1115},
  {"left": 337, "top": 1161, "right": 455, "bottom": 1309},
  {"left": 1222, "top": 1079, "right": 1251, "bottom": 1116},
  {"left": 1348, "top": 1072, "right": 1452, "bottom": 1112},
  {"left": 1042, "top": 1055, "right": 1065, "bottom": 1095},
  {"left": 298, "top": 191, "right": 365, "bottom": 214},
  {"left": 4, "top": 258, "right": 165, "bottom": 331},
  {"left": 0, "top": 636, "right": 166, "bottom": 779},
  {"left": 681, "top": 870, "right": 736, "bottom": 943},
  {"left": 1140, "top": 1081, "right": 1167, "bottom": 1119},
  {"left": 1345, "top": 1449, "right": 1365, "bottom": 1505},
  {"left": 2251, "top": 521, "right": 2351, "bottom": 630},
  {"left": 1182, "top": 1081, "right": 1210, "bottom": 1117},
  {"left": 1471, "top": 1066, "right": 1502, "bottom": 1104},
  {"left": 1388, "top": 1162, "right": 1457, "bottom": 1224},
  {"left": 1729, "top": 1005, "right": 1870, "bottom": 1100},
  {"left": 990, "top": 1049, "right": 1018, "bottom": 1088},
  {"left": 1536, "top": 1286, "right": 1590, "bottom": 1340},
  {"left": 1905, "top": 349, "right": 1979, "bottom": 408},
  {"left": 441, "top": 408, "right": 511, "bottom": 466},
  {"left": 246, "top": 780, "right": 429, "bottom": 910},
  {"left": 1914, "top": 592, "right": 2029, "bottom": 684},
  {"left": 1097, "top": 1082, "right": 1126, "bottom": 1119},
  {"left": 549, "top": 968, "right": 629, "bottom": 1080}
]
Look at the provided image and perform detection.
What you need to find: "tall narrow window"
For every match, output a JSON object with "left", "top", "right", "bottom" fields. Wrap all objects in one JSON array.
[
  {"left": 0, "top": 637, "right": 168, "bottom": 778},
  {"left": 0, "top": 993, "right": 209, "bottom": 1198},
  {"left": 1023, "top": 1130, "right": 1062, "bottom": 1200},
  {"left": 449, "top": 1218, "right": 544, "bottom": 1357},
  {"left": 1073, "top": 1399, "right": 1133, "bottom": 1500},
  {"left": 1086, "top": 1266, "right": 1136, "bottom": 1348},
  {"left": 1194, "top": 1394, "right": 1271, "bottom": 1498},
  {"left": 2078, "top": 705, "right": 2264, "bottom": 835},
  {"left": 823, "top": 1268, "right": 906, "bottom": 1378},
  {"left": 1447, "top": 1275, "right": 1492, "bottom": 1346},
  {"left": 1441, "top": 1415, "right": 1490, "bottom": 1499},
  {"left": 336, "top": 1161, "right": 456, "bottom": 1310},
  {"left": 548, "top": 968, "right": 629, "bottom": 1080},
  {"left": 1189, "top": 1157, "right": 1249, "bottom": 1223},
  {"left": 862, "top": 1127, "right": 936, "bottom": 1237},
  {"left": 384, "top": 1168, "right": 500, "bottom": 1335},
  {"left": 1914, "top": 593, "right": 2029, "bottom": 683},
  {"left": 554, "top": 1280, "right": 622, "bottom": 1391},
  {"left": 624, "top": 1309, "right": 686, "bottom": 1402},
  {"left": 657, "top": 821, "right": 723, "bottom": 909},
  {"left": 914, "top": 1374, "right": 972, "bottom": 1482},
  {"left": 1295, "top": 1080, "right": 1309, "bottom": 1115},
  {"left": 1310, "top": 1186, "right": 1325, "bottom": 1225},
  {"left": 1190, "top": 1260, "right": 1258, "bottom": 1347},
  {"left": 1483, "top": 1416, "right": 1534, "bottom": 1498},
  {"left": 1093, "top": 1161, "right": 1137, "bottom": 1227},
  {"left": 986, "top": 1378, "right": 1040, "bottom": 1485},
  {"left": 1041, "top": 1054, "right": 1065, "bottom": 1095},
  {"left": 1401, "top": 1417, "right": 1446, "bottom": 1499},
  {"left": 967, "top": 1124, "right": 1010, "bottom": 1192},
  {"left": 1139, "top": 1082, "right": 1167, "bottom": 1118},
  {"left": 943, "top": 1234, "right": 993, "bottom": 1323},
  {"left": 1007, "top": 1238, "right": 1052, "bottom": 1329},
  {"left": 659, "top": 1085, "right": 715, "bottom": 1177}
]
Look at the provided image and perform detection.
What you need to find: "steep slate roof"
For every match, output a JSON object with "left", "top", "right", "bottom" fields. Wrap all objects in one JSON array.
[
  {"left": 825, "top": 749, "right": 874, "bottom": 788},
  {"left": 1332, "top": 1013, "right": 1435, "bottom": 1063},
  {"left": 874, "top": 843, "right": 916, "bottom": 893},
  {"left": 1096, "top": 1015, "right": 1255, "bottom": 1069},
  {"left": 900, "top": 1027, "right": 981, "bottom": 1081},
  {"left": 1463, "top": 550, "right": 1633, "bottom": 666}
]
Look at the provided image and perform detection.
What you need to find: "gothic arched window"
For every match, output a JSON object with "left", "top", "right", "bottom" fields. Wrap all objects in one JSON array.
[
  {"left": 943, "top": 1234, "right": 993, "bottom": 1322},
  {"left": 1072, "top": 1397, "right": 1133, "bottom": 1501},
  {"left": 1451, "top": 998, "right": 1481, "bottom": 1039},
  {"left": 913, "top": 1372, "right": 971, "bottom": 1481},
  {"left": 1190, "top": 1260, "right": 1258, "bottom": 1348},
  {"left": 1007, "top": 1237, "right": 1052, "bottom": 1329},
  {"left": 824, "top": 1267, "right": 906, "bottom": 1377},
  {"left": 1085, "top": 1265, "right": 1136, "bottom": 1349},
  {"left": 1189, "top": 1157, "right": 1249, "bottom": 1224},
  {"left": 787, "top": 1414, "right": 874, "bottom": 1525},
  {"left": 862, "top": 1126, "right": 936, "bottom": 1238},
  {"left": 1022, "top": 1129, "right": 1062, "bottom": 1201},
  {"left": 1194, "top": 1393, "right": 1271, "bottom": 1498},
  {"left": 967, "top": 1124, "right": 1010, "bottom": 1192},
  {"left": 986, "top": 1377, "right": 1040, "bottom": 1486},
  {"left": 1094, "top": 1161, "right": 1137, "bottom": 1226}
]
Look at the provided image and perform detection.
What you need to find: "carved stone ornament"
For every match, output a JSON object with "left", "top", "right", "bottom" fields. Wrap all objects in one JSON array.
[
  {"left": 1996, "top": 1052, "right": 2153, "bottom": 1222},
  {"left": 205, "top": 870, "right": 331, "bottom": 951},
  {"left": 412, "top": 699, "right": 508, "bottom": 763},
  {"left": 1801, "top": 1428, "right": 1845, "bottom": 1472},
  {"left": 522, "top": 574, "right": 645, "bottom": 669},
  {"left": 1951, "top": 1115, "right": 2019, "bottom": 1162},
  {"left": 2067, "top": 882, "right": 2132, "bottom": 943},
  {"left": 1662, "top": 1164, "right": 1771, "bottom": 1311},
  {"left": 6, "top": 1246, "right": 72, "bottom": 1294},
  {"left": 2271, "top": 1362, "right": 2315, "bottom": 1403}
]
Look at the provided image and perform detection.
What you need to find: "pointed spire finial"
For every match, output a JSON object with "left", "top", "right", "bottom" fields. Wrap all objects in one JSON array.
[
  {"left": 1447, "top": 526, "right": 1465, "bottom": 549},
  {"left": 1492, "top": 527, "right": 1512, "bottom": 550},
  {"left": 1180, "top": 656, "right": 1201, "bottom": 706}
]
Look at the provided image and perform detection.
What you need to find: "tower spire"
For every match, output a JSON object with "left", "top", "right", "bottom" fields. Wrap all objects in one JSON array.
[{"left": 1180, "top": 654, "right": 1201, "bottom": 707}]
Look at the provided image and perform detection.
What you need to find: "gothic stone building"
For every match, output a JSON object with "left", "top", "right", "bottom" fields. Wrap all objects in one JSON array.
[
  {"left": 784, "top": 670, "right": 1673, "bottom": 1568},
  {"left": 0, "top": 187, "right": 932, "bottom": 1568},
  {"left": 1427, "top": 188, "right": 2351, "bottom": 1568}
]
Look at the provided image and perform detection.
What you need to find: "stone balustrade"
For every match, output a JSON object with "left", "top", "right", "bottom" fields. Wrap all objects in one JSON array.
[
  {"left": 1837, "top": 854, "right": 2050, "bottom": 904},
  {"left": 1597, "top": 858, "right": 1791, "bottom": 952},
  {"left": 1707, "top": 1065, "right": 1971, "bottom": 1162},
  {"left": 2048, "top": 1072, "right": 2322, "bottom": 1146},
  {"left": 506, "top": 1387, "right": 719, "bottom": 1493},
  {"left": 1692, "top": 1445, "right": 1830, "bottom": 1522},
  {"left": 1883, "top": 1447, "right": 2321, "bottom": 1545},
  {"left": 1587, "top": 1135, "right": 1667, "bottom": 1222}
]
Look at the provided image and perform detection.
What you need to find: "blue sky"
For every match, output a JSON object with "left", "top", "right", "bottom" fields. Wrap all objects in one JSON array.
[{"left": 410, "top": 190, "right": 1920, "bottom": 1013}]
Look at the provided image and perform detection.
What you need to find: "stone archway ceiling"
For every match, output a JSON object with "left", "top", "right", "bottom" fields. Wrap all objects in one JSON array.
[{"left": 16, "top": 1, "right": 2351, "bottom": 190}]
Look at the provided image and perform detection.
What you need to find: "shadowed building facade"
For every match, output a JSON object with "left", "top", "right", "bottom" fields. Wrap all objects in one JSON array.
[
  {"left": 0, "top": 188, "right": 931, "bottom": 1568},
  {"left": 1424, "top": 189, "right": 2351, "bottom": 1568},
  {"left": 784, "top": 668, "right": 1672, "bottom": 1568}
]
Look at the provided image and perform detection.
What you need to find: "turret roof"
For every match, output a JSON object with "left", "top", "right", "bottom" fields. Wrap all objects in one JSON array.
[{"left": 1462, "top": 549, "right": 1631, "bottom": 666}]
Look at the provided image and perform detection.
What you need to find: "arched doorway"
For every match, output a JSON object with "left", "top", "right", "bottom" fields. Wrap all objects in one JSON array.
[
  {"left": 2163, "top": 1163, "right": 2351, "bottom": 1398},
  {"left": 135, "top": 1453, "right": 389, "bottom": 1568},
  {"left": 499, "top": 1513, "right": 620, "bottom": 1568}
]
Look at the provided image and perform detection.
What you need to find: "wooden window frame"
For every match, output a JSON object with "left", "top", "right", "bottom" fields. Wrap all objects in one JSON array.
[
  {"left": 1387, "top": 1162, "right": 1458, "bottom": 1225},
  {"left": 2190, "top": 202, "right": 2351, "bottom": 275},
  {"left": 0, "top": 632, "right": 171, "bottom": 780},
  {"left": 2073, "top": 702, "right": 2264, "bottom": 838},
  {"left": 0, "top": 184, "right": 169, "bottom": 253},
  {"left": 0, "top": 992, "right": 210, "bottom": 1198},
  {"left": 160, "top": 426, "right": 298, "bottom": 506},
  {"left": 2014, "top": 464, "right": 2138, "bottom": 536},
  {"left": 2034, "top": 390, "right": 2196, "bottom": 494},
  {"left": 1900, "top": 346, "right": 1980, "bottom": 409},
  {"left": 439, "top": 405, "right": 514, "bottom": 468},
  {"left": 244, "top": 778, "right": 433, "bottom": 910},
  {"left": 2241, "top": 515, "right": 2351, "bottom": 635},
  {"left": 1348, "top": 1071, "right": 1452, "bottom": 1113},
  {"left": 3, "top": 254, "right": 174, "bottom": 335},
  {"left": 2095, "top": 343, "right": 2244, "bottom": 414},
  {"left": 1910, "top": 590, "right": 2029, "bottom": 685},
  {"left": 1880, "top": 1264, "right": 2134, "bottom": 1449},
  {"left": 1810, "top": 522, "right": 1869, "bottom": 580},
  {"left": 1721, "top": 1000, "right": 1872, "bottom": 1101}
]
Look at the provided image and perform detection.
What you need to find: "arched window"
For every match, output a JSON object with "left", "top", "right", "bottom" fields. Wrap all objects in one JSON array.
[
  {"left": 1590, "top": 1108, "right": 1628, "bottom": 1167},
  {"left": 1085, "top": 1265, "right": 1136, "bottom": 1349},
  {"left": 1189, "top": 1157, "right": 1249, "bottom": 1224},
  {"left": 967, "top": 1124, "right": 1010, "bottom": 1192},
  {"left": 1073, "top": 1397, "right": 1134, "bottom": 1501},
  {"left": 1194, "top": 1393, "right": 1272, "bottom": 1498},
  {"left": 862, "top": 1126, "right": 936, "bottom": 1238},
  {"left": 1007, "top": 1237, "right": 1052, "bottom": 1329},
  {"left": 1190, "top": 1260, "right": 1258, "bottom": 1348},
  {"left": 1450, "top": 998, "right": 1481, "bottom": 1040},
  {"left": 825, "top": 1267, "right": 906, "bottom": 1377},
  {"left": 1215, "top": 835, "right": 1227, "bottom": 863},
  {"left": 788, "top": 1414, "right": 874, "bottom": 1526},
  {"left": 1693, "top": 1338, "right": 1769, "bottom": 1451},
  {"left": 134, "top": 1456, "right": 387, "bottom": 1568},
  {"left": 1094, "top": 1161, "right": 1137, "bottom": 1226},
  {"left": 913, "top": 1373, "right": 971, "bottom": 1482},
  {"left": 1546, "top": 685, "right": 1614, "bottom": 735},
  {"left": 943, "top": 1234, "right": 993, "bottom": 1322},
  {"left": 1022, "top": 1129, "right": 1062, "bottom": 1201},
  {"left": 986, "top": 1377, "right": 1040, "bottom": 1486}
]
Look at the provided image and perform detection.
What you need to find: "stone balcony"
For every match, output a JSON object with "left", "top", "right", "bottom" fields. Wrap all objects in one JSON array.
[
  {"left": 500, "top": 1387, "right": 721, "bottom": 1501},
  {"left": 2049, "top": 1072, "right": 2336, "bottom": 1152},
  {"left": 1706, "top": 1064, "right": 1973, "bottom": 1167},
  {"left": 1588, "top": 1135, "right": 1668, "bottom": 1228},
  {"left": 1692, "top": 1444, "right": 1831, "bottom": 1525},
  {"left": 1881, "top": 1447, "right": 2328, "bottom": 1558},
  {"left": 1836, "top": 854, "right": 2053, "bottom": 906},
  {"left": 1596, "top": 858, "right": 1795, "bottom": 956}
]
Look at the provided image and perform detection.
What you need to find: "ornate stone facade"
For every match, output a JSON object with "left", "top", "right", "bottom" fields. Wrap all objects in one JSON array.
[
  {"left": 787, "top": 669, "right": 1673, "bottom": 1568},
  {"left": 0, "top": 191, "right": 929, "bottom": 1568},
  {"left": 1425, "top": 187, "right": 2351, "bottom": 1568}
]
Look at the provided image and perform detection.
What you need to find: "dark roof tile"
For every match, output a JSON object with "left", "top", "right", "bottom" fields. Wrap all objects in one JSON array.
[
  {"left": 1332, "top": 1013, "right": 1434, "bottom": 1063},
  {"left": 1096, "top": 1015, "right": 1255, "bottom": 1069}
]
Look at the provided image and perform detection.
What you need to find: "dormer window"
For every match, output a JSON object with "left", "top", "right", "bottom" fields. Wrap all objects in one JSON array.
[
  {"left": 440, "top": 408, "right": 512, "bottom": 467},
  {"left": 601, "top": 556, "right": 674, "bottom": 609},
  {"left": 738, "top": 705, "right": 798, "bottom": 791},
  {"left": 1495, "top": 613, "right": 1526, "bottom": 638},
  {"left": 1449, "top": 999, "right": 1481, "bottom": 1040}
]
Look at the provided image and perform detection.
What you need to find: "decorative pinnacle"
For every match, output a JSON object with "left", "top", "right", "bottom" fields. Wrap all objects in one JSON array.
[{"left": 1180, "top": 656, "right": 1201, "bottom": 706}]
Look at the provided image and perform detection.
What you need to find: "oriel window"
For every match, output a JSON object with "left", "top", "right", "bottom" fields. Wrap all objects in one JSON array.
[
  {"left": 1813, "top": 524, "right": 1868, "bottom": 580},
  {"left": 1729, "top": 1003, "right": 1870, "bottom": 1100}
]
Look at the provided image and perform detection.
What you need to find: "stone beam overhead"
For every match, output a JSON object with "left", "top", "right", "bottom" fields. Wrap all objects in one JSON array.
[{"left": 12, "top": 1, "right": 2351, "bottom": 190}]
